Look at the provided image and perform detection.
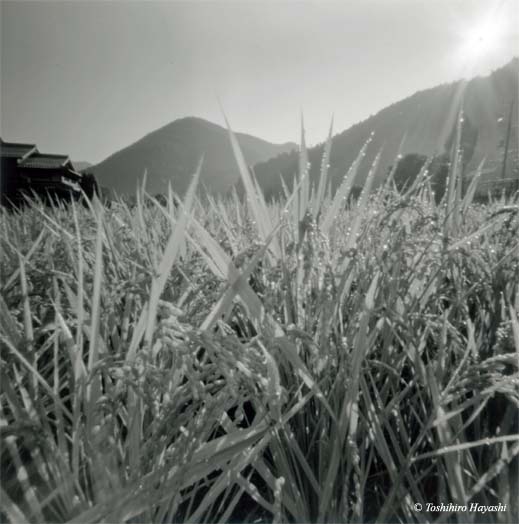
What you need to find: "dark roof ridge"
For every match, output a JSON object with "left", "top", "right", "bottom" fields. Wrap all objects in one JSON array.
[
  {"left": 0, "top": 139, "right": 37, "bottom": 148},
  {"left": 28, "top": 152, "right": 69, "bottom": 159}
]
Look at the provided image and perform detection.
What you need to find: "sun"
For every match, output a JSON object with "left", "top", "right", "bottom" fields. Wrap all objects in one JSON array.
[
  {"left": 463, "top": 20, "right": 502, "bottom": 58},
  {"left": 459, "top": 16, "right": 504, "bottom": 62},
  {"left": 449, "top": 2, "right": 515, "bottom": 76}
]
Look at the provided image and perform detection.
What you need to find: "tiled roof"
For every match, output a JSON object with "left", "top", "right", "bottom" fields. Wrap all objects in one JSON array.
[
  {"left": 20, "top": 153, "right": 71, "bottom": 169},
  {"left": 0, "top": 140, "right": 37, "bottom": 159}
]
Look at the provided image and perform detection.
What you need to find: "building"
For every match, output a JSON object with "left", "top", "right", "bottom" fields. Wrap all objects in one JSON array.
[{"left": 1, "top": 139, "right": 83, "bottom": 207}]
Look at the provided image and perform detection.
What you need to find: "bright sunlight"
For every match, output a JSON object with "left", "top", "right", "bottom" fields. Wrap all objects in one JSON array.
[
  {"left": 461, "top": 18, "right": 503, "bottom": 60},
  {"left": 454, "top": 0, "right": 515, "bottom": 71}
]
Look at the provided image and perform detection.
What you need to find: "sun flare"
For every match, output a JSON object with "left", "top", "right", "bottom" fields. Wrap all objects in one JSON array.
[{"left": 459, "top": 17, "right": 504, "bottom": 61}]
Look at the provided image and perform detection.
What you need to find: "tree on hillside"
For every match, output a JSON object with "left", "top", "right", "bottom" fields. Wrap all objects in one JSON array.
[
  {"left": 429, "top": 154, "right": 450, "bottom": 203},
  {"left": 444, "top": 112, "right": 479, "bottom": 168},
  {"left": 392, "top": 153, "right": 428, "bottom": 192},
  {"left": 390, "top": 153, "right": 449, "bottom": 203}
]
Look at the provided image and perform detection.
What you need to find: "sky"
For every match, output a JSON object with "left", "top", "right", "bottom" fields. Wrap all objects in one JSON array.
[{"left": 1, "top": 0, "right": 518, "bottom": 164}]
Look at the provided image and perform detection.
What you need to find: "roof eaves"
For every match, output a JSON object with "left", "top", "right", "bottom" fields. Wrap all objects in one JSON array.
[
  {"left": 19, "top": 146, "right": 39, "bottom": 163},
  {"left": 0, "top": 142, "right": 38, "bottom": 159},
  {"left": 38, "top": 153, "right": 71, "bottom": 165},
  {"left": 19, "top": 153, "right": 71, "bottom": 169},
  {"left": 66, "top": 169, "right": 82, "bottom": 180}
]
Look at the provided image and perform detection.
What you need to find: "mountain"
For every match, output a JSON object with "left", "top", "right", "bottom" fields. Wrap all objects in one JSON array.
[
  {"left": 254, "top": 58, "right": 519, "bottom": 198},
  {"left": 91, "top": 117, "right": 296, "bottom": 196},
  {"left": 72, "top": 161, "right": 93, "bottom": 172}
]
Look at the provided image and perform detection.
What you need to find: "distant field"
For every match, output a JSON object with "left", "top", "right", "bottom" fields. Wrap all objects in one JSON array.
[{"left": 1, "top": 125, "right": 518, "bottom": 523}]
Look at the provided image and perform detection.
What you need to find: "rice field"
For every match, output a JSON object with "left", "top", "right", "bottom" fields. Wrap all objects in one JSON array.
[{"left": 1, "top": 120, "right": 518, "bottom": 523}]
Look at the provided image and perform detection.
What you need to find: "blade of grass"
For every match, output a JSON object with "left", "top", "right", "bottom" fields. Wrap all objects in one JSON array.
[{"left": 321, "top": 135, "right": 373, "bottom": 235}]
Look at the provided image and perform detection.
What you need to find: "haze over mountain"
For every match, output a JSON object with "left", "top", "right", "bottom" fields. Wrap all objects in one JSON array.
[
  {"left": 72, "top": 161, "right": 93, "bottom": 172},
  {"left": 91, "top": 118, "right": 296, "bottom": 196},
  {"left": 254, "top": 58, "right": 518, "bottom": 198},
  {"left": 92, "top": 59, "right": 517, "bottom": 200}
]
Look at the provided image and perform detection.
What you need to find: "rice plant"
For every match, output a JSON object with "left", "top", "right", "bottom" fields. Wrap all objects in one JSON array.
[{"left": 1, "top": 118, "right": 518, "bottom": 523}]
